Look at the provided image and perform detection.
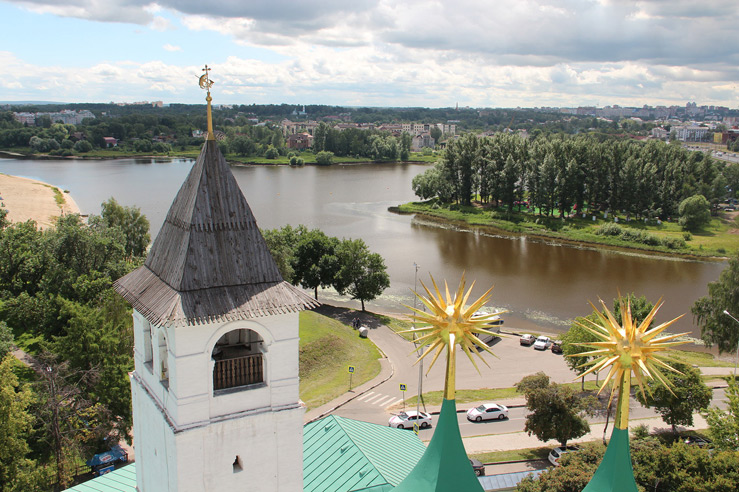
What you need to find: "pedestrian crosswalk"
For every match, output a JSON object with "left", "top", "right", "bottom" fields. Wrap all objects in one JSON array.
[{"left": 356, "top": 391, "right": 405, "bottom": 408}]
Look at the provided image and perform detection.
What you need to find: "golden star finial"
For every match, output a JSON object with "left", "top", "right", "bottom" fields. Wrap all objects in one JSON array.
[
  {"left": 571, "top": 296, "right": 688, "bottom": 427},
  {"left": 402, "top": 273, "right": 506, "bottom": 399}
]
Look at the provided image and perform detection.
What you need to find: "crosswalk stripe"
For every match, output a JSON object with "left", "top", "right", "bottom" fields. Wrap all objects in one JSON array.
[
  {"left": 382, "top": 397, "right": 402, "bottom": 408},
  {"left": 364, "top": 394, "right": 384, "bottom": 403},
  {"left": 357, "top": 391, "right": 375, "bottom": 402},
  {"left": 374, "top": 395, "right": 393, "bottom": 406}
]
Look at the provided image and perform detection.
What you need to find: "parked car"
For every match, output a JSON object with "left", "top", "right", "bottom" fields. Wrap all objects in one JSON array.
[
  {"left": 388, "top": 410, "right": 432, "bottom": 430},
  {"left": 548, "top": 445, "right": 579, "bottom": 466},
  {"left": 469, "top": 458, "right": 485, "bottom": 476},
  {"left": 533, "top": 336, "right": 551, "bottom": 350},
  {"left": 551, "top": 340, "right": 563, "bottom": 354},
  {"left": 683, "top": 435, "right": 712, "bottom": 448},
  {"left": 520, "top": 334, "right": 535, "bottom": 346},
  {"left": 87, "top": 444, "right": 128, "bottom": 477},
  {"left": 466, "top": 403, "right": 509, "bottom": 422}
]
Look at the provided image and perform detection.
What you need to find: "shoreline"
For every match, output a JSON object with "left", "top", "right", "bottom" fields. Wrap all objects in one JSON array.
[{"left": 0, "top": 173, "right": 81, "bottom": 229}]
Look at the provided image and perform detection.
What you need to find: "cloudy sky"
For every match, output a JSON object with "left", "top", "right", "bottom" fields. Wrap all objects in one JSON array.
[{"left": 1, "top": 0, "right": 738, "bottom": 108}]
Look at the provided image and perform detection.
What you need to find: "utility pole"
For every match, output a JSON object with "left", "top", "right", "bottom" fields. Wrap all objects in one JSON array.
[{"left": 413, "top": 263, "right": 426, "bottom": 415}]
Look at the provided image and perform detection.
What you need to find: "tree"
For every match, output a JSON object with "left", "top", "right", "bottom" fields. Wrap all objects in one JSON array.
[
  {"left": 0, "top": 355, "right": 47, "bottom": 491},
  {"left": 315, "top": 150, "right": 334, "bottom": 166},
  {"left": 333, "top": 238, "right": 390, "bottom": 311},
  {"left": 97, "top": 197, "right": 150, "bottom": 258},
  {"left": 678, "top": 194, "right": 711, "bottom": 231},
  {"left": 692, "top": 252, "right": 739, "bottom": 354},
  {"left": 292, "top": 229, "right": 339, "bottom": 300},
  {"left": 705, "top": 379, "right": 739, "bottom": 451},
  {"left": 634, "top": 362, "right": 711, "bottom": 434},
  {"left": 262, "top": 224, "right": 307, "bottom": 282},
  {"left": 429, "top": 126, "right": 442, "bottom": 145},
  {"left": 515, "top": 372, "right": 593, "bottom": 447},
  {"left": 561, "top": 313, "right": 601, "bottom": 390},
  {"left": 73, "top": 140, "right": 93, "bottom": 153}
]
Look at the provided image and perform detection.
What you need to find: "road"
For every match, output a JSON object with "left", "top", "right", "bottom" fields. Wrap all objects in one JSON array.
[{"left": 325, "top": 322, "right": 731, "bottom": 442}]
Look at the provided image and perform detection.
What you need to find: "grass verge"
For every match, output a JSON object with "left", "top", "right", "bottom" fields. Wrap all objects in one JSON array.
[
  {"left": 394, "top": 200, "right": 738, "bottom": 257},
  {"left": 402, "top": 380, "right": 603, "bottom": 407},
  {"left": 299, "top": 310, "right": 382, "bottom": 409},
  {"left": 469, "top": 446, "right": 551, "bottom": 464},
  {"left": 668, "top": 349, "right": 736, "bottom": 368}
]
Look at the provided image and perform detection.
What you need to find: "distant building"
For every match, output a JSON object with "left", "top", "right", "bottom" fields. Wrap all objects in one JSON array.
[
  {"left": 411, "top": 133, "right": 435, "bottom": 151},
  {"left": 103, "top": 137, "right": 118, "bottom": 147},
  {"left": 672, "top": 124, "right": 709, "bottom": 142},
  {"left": 286, "top": 132, "right": 313, "bottom": 150}
]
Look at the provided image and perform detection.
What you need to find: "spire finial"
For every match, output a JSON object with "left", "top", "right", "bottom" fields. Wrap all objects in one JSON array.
[{"left": 199, "top": 64, "right": 215, "bottom": 141}]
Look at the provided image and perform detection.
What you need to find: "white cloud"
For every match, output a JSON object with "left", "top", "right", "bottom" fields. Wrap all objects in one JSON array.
[{"left": 1, "top": 0, "right": 739, "bottom": 107}]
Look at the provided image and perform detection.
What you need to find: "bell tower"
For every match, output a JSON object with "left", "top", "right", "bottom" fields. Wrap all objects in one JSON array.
[{"left": 114, "top": 67, "right": 317, "bottom": 491}]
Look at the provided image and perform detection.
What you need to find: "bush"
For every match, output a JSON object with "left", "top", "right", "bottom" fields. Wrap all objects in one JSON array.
[
  {"left": 74, "top": 140, "right": 93, "bottom": 153},
  {"left": 264, "top": 146, "right": 279, "bottom": 159},
  {"left": 595, "top": 223, "right": 622, "bottom": 236},
  {"left": 683, "top": 232, "right": 692, "bottom": 241},
  {"left": 289, "top": 156, "right": 304, "bottom": 166},
  {"left": 315, "top": 151, "right": 334, "bottom": 166},
  {"left": 660, "top": 236, "right": 687, "bottom": 249}
]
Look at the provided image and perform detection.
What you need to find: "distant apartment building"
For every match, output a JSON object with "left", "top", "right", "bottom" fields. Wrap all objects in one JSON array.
[
  {"left": 411, "top": 133, "right": 435, "bottom": 151},
  {"left": 672, "top": 124, "right": 709, "bottom": 142},
  {"left": 13, "top": 112, "right": 35, "bottom": 125},
  {"left": 401, "top": 123, "right": 456, "bottom": 136},
  {"left": 286, "top": 132, "right": 313, "bottom": 150},
  {"left": 13, "top": 109, "right": 95, "bottom": 126},
  {"left": 280, "top": 119, "right": 319, "bottom": 136},
  {"left": 651, "top": 127, "right": 669, "bottom": 140}
]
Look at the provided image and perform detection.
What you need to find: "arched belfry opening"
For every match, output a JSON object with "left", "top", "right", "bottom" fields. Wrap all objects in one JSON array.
[{"left": 212, "top": 329, "right": 265, "bottom": 392}]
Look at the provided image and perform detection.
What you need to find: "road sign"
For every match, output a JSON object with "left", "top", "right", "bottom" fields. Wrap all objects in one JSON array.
[
  {"left": 348, "top": 366, "right": 355, "bottom": 373},
  {"left": 400, "top": 383, "right": 407, "bottom": 391}
]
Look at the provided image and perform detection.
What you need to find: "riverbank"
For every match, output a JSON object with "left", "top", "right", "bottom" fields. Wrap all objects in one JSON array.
[
  {"left": 0, "top": 173, "right": 80, "bottom": 229},
  {"left": 391, "top": 200, "right": 739, "bottom": 259}
]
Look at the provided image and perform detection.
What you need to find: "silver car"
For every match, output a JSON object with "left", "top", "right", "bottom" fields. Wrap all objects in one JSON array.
[{"left": 466, "top": 403, "right": 509, "bottom": 422}]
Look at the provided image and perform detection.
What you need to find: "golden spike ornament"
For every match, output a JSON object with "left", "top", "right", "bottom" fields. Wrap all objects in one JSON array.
[
  {"left": 199, "top": 64, "right": 215, "bottom": 140},
  {"left": 570, "top": 296, "right": 688, "bottom": 428},
  {"left": 401, "top": 272, "right": 507, "bottom": 400}
]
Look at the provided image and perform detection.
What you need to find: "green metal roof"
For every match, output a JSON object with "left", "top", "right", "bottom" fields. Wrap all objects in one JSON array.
[
  {"left": 303, "top": 415, "right": 427, "bottom": 492},
  {"left": 65, "top": 463, "right": 136, "bottom": 492},
  {"left": 393, "top": 399, "right": 484, "bottom": 492}
]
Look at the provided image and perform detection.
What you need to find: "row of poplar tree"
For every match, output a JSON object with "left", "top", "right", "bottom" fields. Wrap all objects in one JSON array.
[{"left": 412, "top": 133, "right": 736, "bottom": 220}]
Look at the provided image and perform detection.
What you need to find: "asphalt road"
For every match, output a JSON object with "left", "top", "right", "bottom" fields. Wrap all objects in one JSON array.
[{"left": 329, "top": 323, "right": 730, "bottom": 441}]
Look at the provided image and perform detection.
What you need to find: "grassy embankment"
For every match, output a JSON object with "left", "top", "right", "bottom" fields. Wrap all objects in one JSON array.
[
  {"left": 393, "top": 200, "right": 739, "bottom": 258},
  {"left": 299, "top": 310, "right": 382, "bottom": 409},
  {"left": 10, "top": 147, "right": 439, "bottom": 165}
]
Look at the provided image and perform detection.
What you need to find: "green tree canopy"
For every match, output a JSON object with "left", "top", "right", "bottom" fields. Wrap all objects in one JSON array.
[
  {"left": 515, "top": 372, "right": 594, "bottom": 447},
  {"left": 634, "top": 362, "right": 712, "bottom": 434},
  {"left": 678, "top": 194, "right": 711, "bottom": 231},
  {"left": 692, "top": 251, "right": 739, "bottom": 354},
  {"left": 292, "top": 229, "right": 339, "bottom": 300},
  {"left": 333, "top": 238, "right": 390, "bottom": 311},
  {"left": 705, "top": 379, "right": 739, "bottom": 451},
  {"left": 96, "top": 197, "right": 150, "bottom": 258}
]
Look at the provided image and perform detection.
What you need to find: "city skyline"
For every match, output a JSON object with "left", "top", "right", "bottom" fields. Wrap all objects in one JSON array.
[{"left": 1, "top": 0, "right": 738, "bottom": 108}]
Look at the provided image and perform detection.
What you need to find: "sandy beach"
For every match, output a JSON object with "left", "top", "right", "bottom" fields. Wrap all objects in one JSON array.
[{"left": 0, "top": 173, "right": 81, "bottom": 229}]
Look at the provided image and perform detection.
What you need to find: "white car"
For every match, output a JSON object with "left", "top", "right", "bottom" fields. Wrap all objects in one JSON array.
[
  {"left": 388, "top": 410, "right": 432, "bottom": 430},
  {"left": 533, "top": 336, "right": 551, "bottom": 350},
  {"left": 548, "top": 445, "right": 579, "bottom": 466},
  {"left": 466, "top": 403, "right": 509, "bottom": 422}
]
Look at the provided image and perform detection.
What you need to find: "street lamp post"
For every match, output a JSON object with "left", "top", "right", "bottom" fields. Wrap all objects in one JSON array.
[
  {"left": 722, "top": 310, "right": 739, "bottom": 378},
  {"left": 413, "top": 263, "right": 425, "bottom": 417}
]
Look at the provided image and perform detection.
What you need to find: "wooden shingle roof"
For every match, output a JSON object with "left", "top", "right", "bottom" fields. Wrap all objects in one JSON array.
[{"left": 114, "top": 140, "right": 318, "bottom": 326}]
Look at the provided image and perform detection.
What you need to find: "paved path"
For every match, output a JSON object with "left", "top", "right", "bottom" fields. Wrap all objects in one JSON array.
[{"left": 304, "top": 310, "right": 735, "bottom": 454}]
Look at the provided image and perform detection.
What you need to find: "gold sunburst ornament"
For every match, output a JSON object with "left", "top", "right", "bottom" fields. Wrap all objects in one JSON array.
[
  {"left": 572, "top": 296, "right": 688, "bottom": 429},
  {"left": 402, "top": 273, "right": 506, "bottom": 400}
]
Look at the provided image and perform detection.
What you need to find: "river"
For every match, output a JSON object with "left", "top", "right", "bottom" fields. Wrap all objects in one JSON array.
[{"left": 0, "top": 156, "right": 727, "bottom": 342}]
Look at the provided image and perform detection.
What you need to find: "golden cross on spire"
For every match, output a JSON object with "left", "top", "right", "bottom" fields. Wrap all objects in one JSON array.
[{"left": 198, "top": 64, "right": 215, "bottom": 140}]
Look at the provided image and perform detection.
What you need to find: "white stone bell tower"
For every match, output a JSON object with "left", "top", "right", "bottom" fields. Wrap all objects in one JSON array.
[{"left": 114, "top": 86, "right": 317, "bottom": 490}]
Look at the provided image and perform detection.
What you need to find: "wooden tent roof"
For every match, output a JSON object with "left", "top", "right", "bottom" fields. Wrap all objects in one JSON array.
[{"left": 114, "top": 140, "right": 318, "bottom": 326}]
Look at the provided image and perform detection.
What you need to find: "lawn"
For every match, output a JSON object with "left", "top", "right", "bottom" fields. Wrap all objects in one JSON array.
[
  {"left": 394, "top": 200, "right": 739, "bottom": 257},
  {"left": 299, "top": 310, "right": 382, "bottom": 409}
]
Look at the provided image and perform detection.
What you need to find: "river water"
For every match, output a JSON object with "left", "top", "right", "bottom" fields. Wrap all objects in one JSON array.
[{"left": 0, "top": 156, "right": 727, "bottom": 341}]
